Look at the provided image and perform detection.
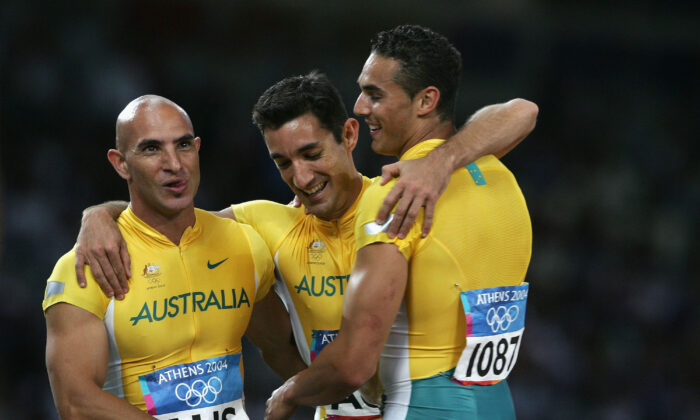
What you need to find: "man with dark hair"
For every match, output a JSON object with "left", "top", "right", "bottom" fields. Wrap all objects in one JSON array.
[
  {"left": 75, "top": 70, "right": 535, "bottom": 419},
  {"left": 252, "top": 70, "right": 348, "bottom": 144},
  {"left": 369, "top": 24, "right": 462, "bottom": 122},
  {"left": 265, "top": 25, "right": 532, "bottom": 420},
  {"left": 43, "top": 95, "right": 276, "bottom": 419}
]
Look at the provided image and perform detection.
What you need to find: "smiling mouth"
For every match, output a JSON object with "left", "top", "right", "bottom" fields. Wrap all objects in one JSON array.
[
  {"left": 367, "top": 122, "right": 381, "bottom": 135},
  {"left": 301, "top": 182, "right": 327, "bottom": 200}
]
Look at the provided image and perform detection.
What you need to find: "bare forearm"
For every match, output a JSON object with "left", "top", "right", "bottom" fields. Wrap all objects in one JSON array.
[
  {"left": 52, "top": 386, "right": 153, "bottom": 419},
  {"left": 82, "top": 200, "right": 129, "bottom": 222},
  {"left": 279, "top": 343, "right": 365, "bottom": 408},
  {"left": 436, "top": 98, "right": 538, "bottom": 169}
]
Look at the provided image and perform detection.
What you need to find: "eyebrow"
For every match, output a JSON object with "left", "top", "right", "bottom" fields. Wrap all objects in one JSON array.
[
  {"left": 359, "top": 83, "right": 382, "bottom": 92},
  {"left": 269, "top": 141, "right": 321, "bottom": 160},
  {"left": 136, "top": 134, "right": 194, "bottom": 149}
]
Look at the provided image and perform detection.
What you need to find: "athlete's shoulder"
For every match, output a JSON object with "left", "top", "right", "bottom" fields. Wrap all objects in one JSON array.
[
  {"left": 195, "top": 208, "right": 240, "bottom": 228},
  {"left": 358, "top": 176, "right": 394, "bottom": 212},
  {"left": 237, "top": 223, "right": 268, "bottom": 251},
  {"left": 51, "top": 247, "right": 78, "bottom": 275},
  {"left": 232, "top": 200, "right": 302, "bottom": 226},
  {"left": 460, "top": 155, "right": 520, "bottom": 189},
  {"left": 473, "top": 154, "right": 508, "bottom": 171},
  {"left": 43, "top": 247, "right": 109, "bottom": 317},
  {"left": 231, "top": 200, "right": 304, "bottom": 252}
]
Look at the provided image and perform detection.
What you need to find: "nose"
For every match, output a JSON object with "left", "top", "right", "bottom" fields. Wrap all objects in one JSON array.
[
  {"left": 353, "top": 92, "right": 369, "bottom": 117},
  {"left": 162, "top": 147, "right": 183, "bottom": 173},
  {"left": 291, "top": 160, "right": 314, "bottom": 190}
]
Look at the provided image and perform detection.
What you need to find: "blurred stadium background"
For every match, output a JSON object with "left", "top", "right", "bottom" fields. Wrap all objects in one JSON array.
[{"left": 0, "top": 1, "right": 697, "bottom": 419}]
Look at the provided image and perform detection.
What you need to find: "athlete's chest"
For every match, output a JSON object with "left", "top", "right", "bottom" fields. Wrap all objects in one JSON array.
[
  {"left": 110, "top": 244, "right": 256, "bottom": 358},
  {"left": 276, "top": 221, "right": 356, "bottom": 302}
]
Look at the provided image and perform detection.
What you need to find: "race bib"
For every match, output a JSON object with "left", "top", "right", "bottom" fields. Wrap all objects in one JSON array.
[
  {"left": 310, "top": 330, "right": 381, "bottom": 420},
  {"left": 453, "top": 283, "right": 528, "bottom": 385},
  {"left": 310, "top": 329, "right": 339, "bottom": 362},
  {"left": 139, "top": 354, "right": 247, "bottom": 419}
]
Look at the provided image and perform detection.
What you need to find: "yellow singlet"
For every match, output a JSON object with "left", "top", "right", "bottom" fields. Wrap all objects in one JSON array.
[
  {"left": 354, "top": 140, "right": 532, "bottom": 418},
  {"left": 233, "top": 175, "right": 382, "bottom": 420},
  {"left": 43, "top": 208, "right": 275, "bottom": 419}
]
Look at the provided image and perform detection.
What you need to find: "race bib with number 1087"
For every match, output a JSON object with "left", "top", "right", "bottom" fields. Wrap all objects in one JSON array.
[{"left": 453, "top": 283, "right": 528, "bottom": 386}]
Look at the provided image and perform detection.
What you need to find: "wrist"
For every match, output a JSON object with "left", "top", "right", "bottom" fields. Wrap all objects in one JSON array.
[
  {"left": 82, "top": 205, "right": 111, "bottom": 221},
  {"left": 280, "top": 378, "right": 298, "bottom": 406}
]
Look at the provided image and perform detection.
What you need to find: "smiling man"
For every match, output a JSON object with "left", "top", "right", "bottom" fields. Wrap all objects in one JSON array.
[
  {"left": 43, "top": 95, "right": 275, "bottom": 419},
  {"left": 265, "top": 25, "right": 533, "bottom": 420},
  {"left": 72, "top": 71, "right": 536, "bottom": 419}
]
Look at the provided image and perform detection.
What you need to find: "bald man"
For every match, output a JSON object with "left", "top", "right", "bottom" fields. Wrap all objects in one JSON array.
[{"left": 43, "top": 95, "right": 276, "bottom": 419}]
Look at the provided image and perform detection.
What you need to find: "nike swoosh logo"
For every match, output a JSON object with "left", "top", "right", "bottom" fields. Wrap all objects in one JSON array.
[{"left": 207, "top": 258, "right": 229, "bottom": 269}]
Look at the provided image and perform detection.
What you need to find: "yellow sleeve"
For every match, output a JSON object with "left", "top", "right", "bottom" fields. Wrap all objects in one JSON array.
[
  {"left": 239, "top": 223, "right": 275, "bottom": 302},
  {"left": 42, "top": 249, "right": 111, "bottom": 319},
  {"left": 232, "top": 200, "right": 300, "bottom": 253},
  {"left": 354, "top": 178, "right": 424, "bottom": 260}
]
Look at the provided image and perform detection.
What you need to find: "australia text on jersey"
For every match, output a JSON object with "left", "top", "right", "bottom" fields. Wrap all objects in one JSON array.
[
  {"left": 293, "top": 275, "right": 350, "bottom": 297},
  {"left": 129, "top": 288, "right": 250, "bottom": 325}
]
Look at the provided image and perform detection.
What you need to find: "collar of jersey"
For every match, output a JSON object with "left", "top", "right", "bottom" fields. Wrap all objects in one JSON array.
[
  {"left": 309, "top": 174, "right": 372, "bottom": 232},
  {"left": 399, "top": 139, "right": 446, "bottom": 161},
  {"left": 119, "top": 206, "right": 202, "bottom": 246}
]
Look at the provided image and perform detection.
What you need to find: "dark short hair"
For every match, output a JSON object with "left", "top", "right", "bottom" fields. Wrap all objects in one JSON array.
[
  {"left": 370, "top": 24, "right": 462, "bottom": 121},
  {"left": 252, "top": 71, "right": 348, "bottom": 143}
]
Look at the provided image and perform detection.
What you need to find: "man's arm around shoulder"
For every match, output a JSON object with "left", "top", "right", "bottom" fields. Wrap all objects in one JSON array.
[{"left": 45, "top": 303, "right": 152, "bottom": 419}]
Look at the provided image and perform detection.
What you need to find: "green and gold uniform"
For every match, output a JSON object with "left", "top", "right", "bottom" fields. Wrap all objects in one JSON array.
[
  {"left": 233, "top": 175, "right": 381, "bottom": 420},
  {"left": 354, "top": 140, "right": 532, "bottom": 420},
  {"left": 43, "top": 208, "right": 275, "bottom": 419}
]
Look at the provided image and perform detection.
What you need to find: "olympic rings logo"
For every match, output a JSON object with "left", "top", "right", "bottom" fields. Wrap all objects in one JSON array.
[
  {"left": 485, "top": 305, "right": 519, "bottom": 333},
  {"left": 175, "top": 377, "right": 223, "bottom": 407}
]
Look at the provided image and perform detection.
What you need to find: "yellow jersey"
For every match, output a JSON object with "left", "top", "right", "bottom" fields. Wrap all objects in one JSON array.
[
  {"left": 233, "top": 175, "right": 381, "bottom": 419},
  {"left": 354, "top": 140, "right": 532, "bottom": 408},
  {"left": 43, "top": 207, "right": 275, "bottom": 419}
]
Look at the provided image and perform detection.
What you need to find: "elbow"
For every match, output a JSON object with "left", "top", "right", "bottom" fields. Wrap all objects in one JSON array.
[
  {"left": 337, "top": 360, "right": 377, "bottom": 391},
  {"left": 49, "top": 379, "right": 98, "bottom": 420},
  {"left": 510, "top": 98, "right": 539, "bottom": 132},
  {"left": 54, "top": 395, "right": 91, "bottom": 420}
]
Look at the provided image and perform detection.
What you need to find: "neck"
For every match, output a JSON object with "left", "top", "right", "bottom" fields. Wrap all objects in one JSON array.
[
  {"left": 130, "top": 201, "right": 196, "bottom": 245},
  {"left": 398, "top": 118, "right": 456, "bottom": 157},
  {"left": 318, "top": 171, "right": 364, "bottom": 221}
]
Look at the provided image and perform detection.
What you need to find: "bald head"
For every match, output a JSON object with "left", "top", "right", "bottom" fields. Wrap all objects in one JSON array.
[{"left": 115, "top": 95, "right": 193, "bottom": 152}]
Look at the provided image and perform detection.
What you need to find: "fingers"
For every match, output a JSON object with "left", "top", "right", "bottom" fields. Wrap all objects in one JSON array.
[
  {"left": 121, "top": 240, "right": 132, "bottom": 279},
  {"left": 421, "top": 198, "right": 436, "bottom": 237},
  {"left": 377, "top": 184, "right": 404, "bottom": 225},
  {"left": 387, "top": 193, "right": 413, "bottom": 239},
  {"left": 103, "top": 245, "right": 127, "bottom": 300},
  {"left": 380, "top": 162, "right": 401, "bottom": 186},
  {"left": 106, "top": 245, "right": 129, "bottom": 299},
  {"left": 397, "top": 196, "right": 428, "bottom": 239},
  {"left": 75, "top": 251, "right": 88, "bottom": 288},
  {"left": 120, "top": 239, "right": 132, "bottom": 284},
  {"left": 84, "top": 252, "right": 115, "bottom": 298},
  {"left": 92, "top": 247, "right": 125, "bottom": 299}
]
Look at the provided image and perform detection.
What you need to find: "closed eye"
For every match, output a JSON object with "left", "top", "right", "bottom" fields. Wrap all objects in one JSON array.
[{"left": 275, "top": 159, "right": 291, "bottom": 169}]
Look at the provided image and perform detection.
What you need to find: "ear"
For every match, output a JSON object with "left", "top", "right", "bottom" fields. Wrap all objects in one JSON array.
[
  {"left": 414, "top": 86, "right": 441, "bottom": 117},
  {"left": 342, "top": 118, "right": 360, "bottom": 153},
  {"left": 107, "top": 149, "right": 130, "bottom": 180},
  {"left": 194, "top": 136, "right": 201, "bottom": 151}
]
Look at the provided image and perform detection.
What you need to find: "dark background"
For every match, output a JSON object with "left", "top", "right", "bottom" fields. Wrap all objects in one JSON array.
[{"left": 0, "top": 1, "right": 697, "bottom": 419}]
